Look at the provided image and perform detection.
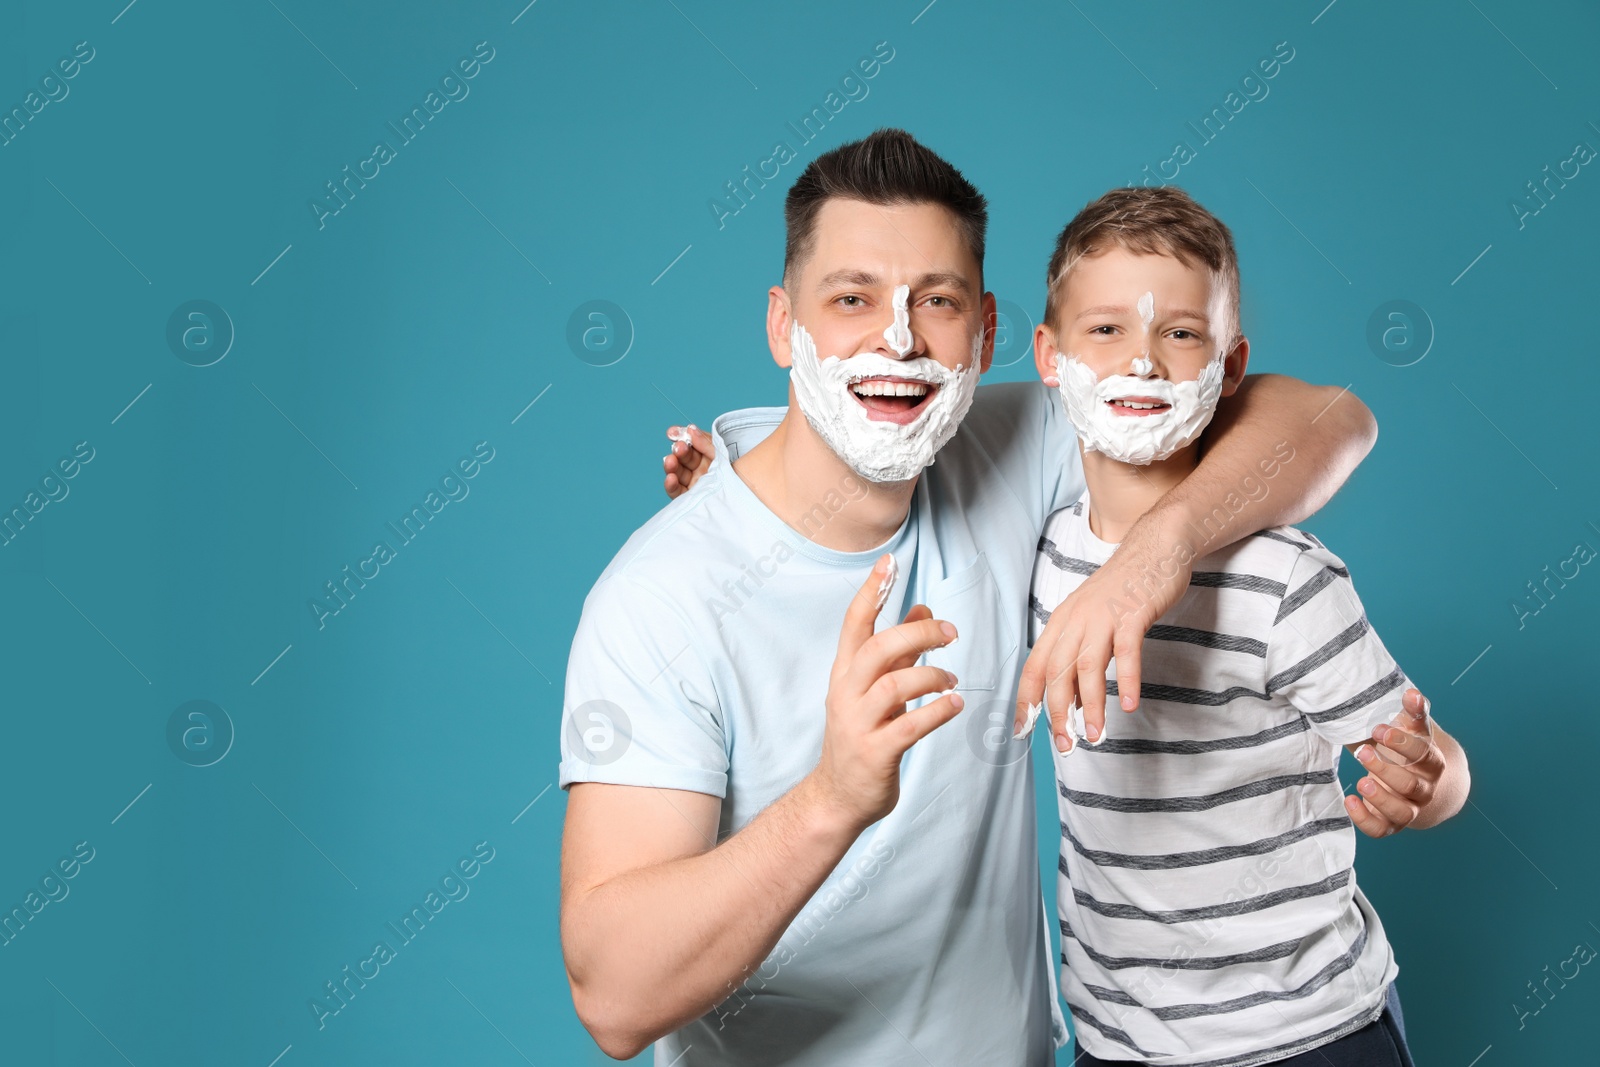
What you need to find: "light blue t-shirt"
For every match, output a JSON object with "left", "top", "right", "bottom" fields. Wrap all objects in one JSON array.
[{"left": 559, "top": 381, "right": 1084, "bottom": 1066}]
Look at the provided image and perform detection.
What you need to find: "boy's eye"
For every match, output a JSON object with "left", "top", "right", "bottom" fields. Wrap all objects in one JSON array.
[
  {"left": 1169, "top": 329, "right": 1196, "bottom": 340},
  {"left": 1089, "top": 325, "right": 1119, "bottom": 336}
]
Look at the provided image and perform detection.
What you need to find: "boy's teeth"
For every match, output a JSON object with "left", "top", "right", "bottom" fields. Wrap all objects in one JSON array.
[
  {"left": 1114, "top": 400, "right": 1162, "bottom": 409},
  {"left": 853, "top": 380, "right": 930, "bottom": 397}
]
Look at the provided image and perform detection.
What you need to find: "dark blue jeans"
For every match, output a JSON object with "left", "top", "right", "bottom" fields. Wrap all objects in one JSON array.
[{"left": 1073, "top": 982, "right": 1415, "bottom": 1067}]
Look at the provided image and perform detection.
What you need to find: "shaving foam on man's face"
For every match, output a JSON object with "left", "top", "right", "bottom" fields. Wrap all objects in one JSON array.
[
  {"left": 1047, "top": 251, "right": 1230, "bottom": 466},
  {"left": 789, "top": 281, "right": 982, "bottom": 483}
]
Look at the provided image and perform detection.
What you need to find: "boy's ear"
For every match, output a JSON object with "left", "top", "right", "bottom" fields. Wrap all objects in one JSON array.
[
  {"left": 1034, "top": 322, "right": 1063, "bottom": 386},
  {"left": 768, "top": 286, "right": 794, "bottom": 368},
  {"left": 1219, "top": 336, "right": 1250, "bottom": 397}
]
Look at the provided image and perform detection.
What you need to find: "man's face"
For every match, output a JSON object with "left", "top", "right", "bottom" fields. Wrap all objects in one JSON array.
[
  {"left": 768, "top": 198, "right": 996, "bottom": 484},
  {"left": 773, "top": 198, "right": 994, "bottom": 414}
]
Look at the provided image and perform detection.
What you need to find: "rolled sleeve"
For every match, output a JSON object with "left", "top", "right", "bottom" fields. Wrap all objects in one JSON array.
[{"left": 558, "top": 572, "right": 728, "bottom": 797}]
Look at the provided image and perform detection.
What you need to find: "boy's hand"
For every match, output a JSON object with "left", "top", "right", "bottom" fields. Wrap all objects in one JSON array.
[
  {"left": 1015, "top": 521, "right": 1192, "bottom": 751},
  {"left": 1344, "top": 688, "right": 1445, "bottom": 837},
  {"left": 663, "top": 424, "right": 715, "bottom": 499}
]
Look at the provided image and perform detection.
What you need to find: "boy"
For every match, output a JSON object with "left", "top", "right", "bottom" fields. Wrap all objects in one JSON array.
[{"left": 1025, "top": 186, "right": 1469, "bottom": 1066}]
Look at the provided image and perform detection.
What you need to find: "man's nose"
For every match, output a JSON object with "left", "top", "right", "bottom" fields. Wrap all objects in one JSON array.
[{"left": 881, "top": 305, "right": 914, "bottom": 358}]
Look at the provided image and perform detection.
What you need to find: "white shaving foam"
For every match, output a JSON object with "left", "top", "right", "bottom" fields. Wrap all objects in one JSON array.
[
  {"left": 883, "top": 284, "right": 913, "bottom": 356},
  {"left": 667, "top": 427, "right": 692, "bottom": 445},
  {"left": 1133, "top": 291, "right": 1156, "bottom": 376},
  {"left": 1014, "top": 700, "right": 1044, "bottom": 740},
  {"left": 874, "top": 554, "right": 899, "bottom": 613},
  {"left": 1054, "top": 351, "right": 1225, "bottom": 465},
  {"left": 1058, "top": 700, "right": 1108, "bottom": 753},
  {"left": 1015, "top": 696, "right": 1110, "bottom": 747},
  {"left": 788, "top": 320, "right": 980, "bottom": 484}
]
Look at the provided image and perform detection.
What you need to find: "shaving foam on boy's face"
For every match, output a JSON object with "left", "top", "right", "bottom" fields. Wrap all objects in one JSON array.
[
  {"left": 1049, "top": 256, "right": 1230, "bottom": 465},
  {"left": 789, "top": 283, "right": 982, "bottom": 484}
]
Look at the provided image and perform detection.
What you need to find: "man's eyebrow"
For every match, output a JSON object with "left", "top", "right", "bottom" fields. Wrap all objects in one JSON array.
[
  {"left": 912, "top": 271, "right": 975, "bottom": 295},
  {"left": 816, "top": 269, "right": 879, "bottom": 292},
  {"left": 814, "top": 269, "right": 975, "bottom": 295}
]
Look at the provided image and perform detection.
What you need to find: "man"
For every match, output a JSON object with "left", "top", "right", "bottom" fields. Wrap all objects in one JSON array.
[{"left": 560, "top": 128, "right": 1398, "bottom": 1065}]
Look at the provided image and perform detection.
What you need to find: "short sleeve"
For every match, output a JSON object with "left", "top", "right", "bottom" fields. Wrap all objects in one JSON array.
[
  {"left": 1037, "top": 382, "right": 1087, "bottom": 516},
  {"left": 960, "top": 382, "right": 1085, "bottom": 530},
  {"left": 1264, "top": 539, "right": 1412, "bottom": 746},
  {"left": 558, "top": 572, "right": 728, "bottom": 797}
]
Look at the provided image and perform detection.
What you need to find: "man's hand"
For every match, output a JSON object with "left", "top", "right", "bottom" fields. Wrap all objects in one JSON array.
[
  {"left": 663, "top": 424, "right": 715, "bottom": 499},
  {"left": 1343, "top": 687, "right": 1469, "bottom": 837},
  {"left": 1016, "top": 520, "right": 1189, "bottom": 752},
  {"left": 808, "top": 554, "right": 965, "bottom": 832}
]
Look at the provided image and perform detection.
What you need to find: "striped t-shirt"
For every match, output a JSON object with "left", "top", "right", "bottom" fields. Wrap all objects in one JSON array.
[{"left": 1029, "top": 492, "right": 1407, "bottom": 1067}]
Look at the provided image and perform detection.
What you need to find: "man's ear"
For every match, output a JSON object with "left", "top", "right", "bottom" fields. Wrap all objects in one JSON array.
[
  {"left": 978, "top": 291, "right": 997, "bottom": 374},
  {"left": 1034, "top": 322, "right": 1063, "bottom": 386},
  {"left": 1219, "top": 336, "right": 1251, "bottom": 397},
  {"left": 768, "top": 286, "right": 794, "bottom": 369}
]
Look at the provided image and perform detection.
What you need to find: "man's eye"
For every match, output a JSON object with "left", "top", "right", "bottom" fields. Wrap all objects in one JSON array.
[
  {"left": 925, "top": 295, "right": 951, "bottom": 308},
  {"left": 837, "top": 295, "right": 864, "bottom": 307}
]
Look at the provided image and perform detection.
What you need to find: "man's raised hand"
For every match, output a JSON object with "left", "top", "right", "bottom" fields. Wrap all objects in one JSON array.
[{"left": 806, "top": 554, "right": 965, "bottom": 832}]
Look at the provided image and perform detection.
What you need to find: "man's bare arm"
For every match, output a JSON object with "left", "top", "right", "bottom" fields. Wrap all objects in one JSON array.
[
  {"left": 561, "top": 778, "right": 857, "bottom": 1058},
  {"left": 1150, "top": 372, "right": 1375, "bottom": 548},
  {"left": 1019, "top": 374, "right": 1377, "bottom": 749},
  {"left": 561, "top": 559, "right": 965, "bottom": 1058}
]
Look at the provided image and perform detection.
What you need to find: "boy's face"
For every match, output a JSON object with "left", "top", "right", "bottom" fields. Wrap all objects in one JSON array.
[
  {"left": 1033, "top": 246, "right": 1248, "bottom": 465},
  {"left": 1037, "top": 245, "right": 1236, "bottom": 391}
]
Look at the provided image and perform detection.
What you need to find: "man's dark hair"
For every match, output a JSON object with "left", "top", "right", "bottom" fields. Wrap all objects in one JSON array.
[{"left": 783, "top": 128, "right": 987, "bottom": 285}]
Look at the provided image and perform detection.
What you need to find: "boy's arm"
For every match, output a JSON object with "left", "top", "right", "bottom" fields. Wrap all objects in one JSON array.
[
  {"left": 1016, "top": 373, "right": 1378, "bottom": 749},
  {"left": 664, "top": 424, "right": 714, "bottom": 498},
  {"left": 1342, "top": 689, "right": 1471, "bottom": 836}
]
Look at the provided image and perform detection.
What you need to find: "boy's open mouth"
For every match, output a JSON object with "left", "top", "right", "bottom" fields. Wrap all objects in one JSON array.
[
  {"left": 850, "top": 376, "right": 939, "bottom": 425},
  {"left": 1106, "top": 395, "right": 1171, "bottom": 417}
]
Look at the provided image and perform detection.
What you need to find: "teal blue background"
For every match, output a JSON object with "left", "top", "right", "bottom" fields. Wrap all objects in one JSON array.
[{"left": 1, "top": 0, "right": 1595, "bottom": 1063}]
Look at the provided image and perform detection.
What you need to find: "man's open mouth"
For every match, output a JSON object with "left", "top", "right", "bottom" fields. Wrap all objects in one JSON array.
[
  {"left": 850, "top": 376, "right": 939, "bottom": 424},
  {"left": 1105, "top": 395, "right": 1171, "bottom": 417}
]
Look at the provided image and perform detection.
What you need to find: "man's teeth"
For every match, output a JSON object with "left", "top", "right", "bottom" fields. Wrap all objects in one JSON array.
[
  {"left": 852, "top": 380, "right": 931, "bottom": 397},
  {"left": 1111, "top": 399, "right": 1165, "bottom": 409}
]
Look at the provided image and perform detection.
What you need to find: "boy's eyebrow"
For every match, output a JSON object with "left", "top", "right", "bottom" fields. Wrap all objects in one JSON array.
[
  {"left": 815, "top": 269, "right": 975, "bottom": 296},
  {"left": 1075, "top": 304, "right": 1211, "bottom": 322}
]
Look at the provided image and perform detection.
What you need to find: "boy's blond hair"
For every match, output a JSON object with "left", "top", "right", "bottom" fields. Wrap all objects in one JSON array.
[{"left": 1043, "top": 186, "right": 1242, "bottom": 353}]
